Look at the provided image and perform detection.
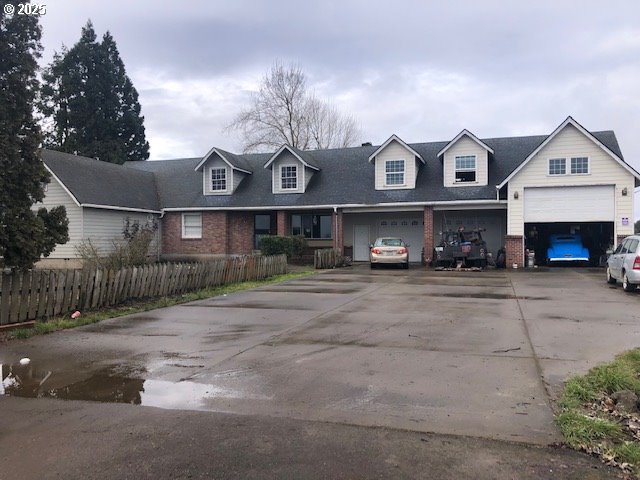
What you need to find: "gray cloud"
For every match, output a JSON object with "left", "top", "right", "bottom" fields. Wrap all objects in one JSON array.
[{"left": 39, "top": 0, "right": 640, "bottom": 218}]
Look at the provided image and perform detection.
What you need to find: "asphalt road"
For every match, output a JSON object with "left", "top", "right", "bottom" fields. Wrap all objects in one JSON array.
[{"left": 2, "top": 265, "right": 638, "bottom": 479}]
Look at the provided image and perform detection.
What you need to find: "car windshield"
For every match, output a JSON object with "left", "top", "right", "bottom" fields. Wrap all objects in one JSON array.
[{"left": 375, "top": 238, "right": 404, "bottom": 247}]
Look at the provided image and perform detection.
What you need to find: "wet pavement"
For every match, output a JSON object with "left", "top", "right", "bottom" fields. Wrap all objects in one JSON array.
[{"left": 1, "top": 265, "right": 639, "bottom": 477}]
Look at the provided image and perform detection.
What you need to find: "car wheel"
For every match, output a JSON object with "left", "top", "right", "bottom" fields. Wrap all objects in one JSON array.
[
  {"left": 370, "top": 263, "right": 375, "bottom": 269},
  {"left": 623, "top": 272, "right": 637, "bottom": 292},
  {"left": 606, "top": 267, "right": 617, "bottom": 284},
  {"left": 403, "top": 262, "right": 409, "bottom": 270}
]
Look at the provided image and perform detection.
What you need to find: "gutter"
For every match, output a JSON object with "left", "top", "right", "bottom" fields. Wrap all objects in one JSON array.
[{"left": 160, "top": 199, "right": 508, "bottom": 213}]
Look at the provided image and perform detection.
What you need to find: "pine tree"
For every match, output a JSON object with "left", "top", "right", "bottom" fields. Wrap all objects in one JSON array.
[
  {"left": 40, "top": 21, "right": 149, "bottom": 164},
  {"left": 0, "top": 2, "right": 69, "bottom": 270}
]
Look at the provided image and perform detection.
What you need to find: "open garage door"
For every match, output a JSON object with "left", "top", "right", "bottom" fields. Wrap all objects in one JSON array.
[
  {"left": 524, "top": 185, "right": 614, "bottom": 223},
  {"left": 523, "top": 186, "right": 615, "bottom": 265}
]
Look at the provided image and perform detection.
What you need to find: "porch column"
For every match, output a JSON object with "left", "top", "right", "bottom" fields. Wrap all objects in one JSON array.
[
  {"left": 276, "top": 211, "right": 289, "bottom": 236},
  {"left": 423, "top": 206, "right": 434, "bottom": 264},
  {"left": 332, "top": 209, "right": 344, "bottom": 253},
  {"left": 505, "top": 235, "right": 524, "bottom": 268}
]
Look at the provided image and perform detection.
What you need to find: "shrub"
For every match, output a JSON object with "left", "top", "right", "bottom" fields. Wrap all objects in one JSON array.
[
  {"left": 76, "top": 217, "right": 158, "bottom": 269},
  {"left": 259, "top": 235, "right": 307, "bottom": 257}
]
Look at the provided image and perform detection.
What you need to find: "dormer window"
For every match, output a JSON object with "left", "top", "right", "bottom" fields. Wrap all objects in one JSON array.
[
  {"left": 385, "top": 160, "right": 405, "bottom": 186},
  {"left": 211, "top": 167, "right": 227, "bottom": 191},
  {"left": 455, "top": 155, "right": 476, "bottom": 183},
  {"left": 281, "top": 165, "right": 298, "bottom": 190}
]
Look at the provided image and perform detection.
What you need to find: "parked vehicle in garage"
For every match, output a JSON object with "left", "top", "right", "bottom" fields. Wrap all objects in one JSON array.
[
  {"left": 606, "top": 235, "right": 640, "bottom": 292},
  {"left": 433, "top": 228, "right": 488, "bottom": 268},
  {"left": 546, "top": 234, "right": 590, "bottom": 264},
  {"left": 370, "top": 237, "right": 409, "bottom": 269}
]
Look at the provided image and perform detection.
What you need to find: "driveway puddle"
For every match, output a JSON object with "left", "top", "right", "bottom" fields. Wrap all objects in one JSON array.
[{"left": 1, "top": 361, "right": 260, "bottom": 410}]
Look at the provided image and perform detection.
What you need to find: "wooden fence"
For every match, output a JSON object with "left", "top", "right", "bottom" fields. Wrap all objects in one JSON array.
[
  {"left": 314, "top": 249, "right": 346, "bottom": 269},
  {"left": 0, "top": 254, "right": 287, "bottom": 327}
]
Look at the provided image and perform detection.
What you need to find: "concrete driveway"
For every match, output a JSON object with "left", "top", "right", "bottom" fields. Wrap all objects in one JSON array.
[{"left": 3, "top": 265, "right": 639, "bottom": 450}]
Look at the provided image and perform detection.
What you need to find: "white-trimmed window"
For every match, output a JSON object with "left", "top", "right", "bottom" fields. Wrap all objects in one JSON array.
[
  {"left": 385, "top": 160, "right": 405, "bottom": 185},
  {"left": 548, "top": 158, "right": 566, "bottom": 175},
  {"left": 211, "top": 167, "right": 227, "bottom": 191},
  {"left": 182, "top": 213, "right": 202, "bottom": 239},
  {"left": 570, "top": 157, "right": 589, "bottom": 175},
  {"left": 455, "top": 155, "right": 476, "bottom": 182},
  {"left": 281, "top": 165, "right": 297, "bottom": 190}
]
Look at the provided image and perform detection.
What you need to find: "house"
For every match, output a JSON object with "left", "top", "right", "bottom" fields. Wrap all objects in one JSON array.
[
  {"left": 35, "top": 150, "right": 162, "bottom": 268},
  {"left": 39, "top": 116, "right": 640, "bottom": 268}
]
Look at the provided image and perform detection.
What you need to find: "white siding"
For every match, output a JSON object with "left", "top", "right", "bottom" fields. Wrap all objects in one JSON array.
[
  {"left": 83, "top": 209, "right": 160, "bottom": 257},
  {"left": 374, "top": 140, "right": 419, "bottom": 190},
  {"left": 33, "top": 177, "right": 82, "bottom": 258},
  {"left": 271, "top": 151, "right": 309, "bottom": 194},
  {"left": 507, "top": 124, "right": 635, "bottom": 238},
  {"left": 443, "top": 136, "right": 489, "bottom": 187}
]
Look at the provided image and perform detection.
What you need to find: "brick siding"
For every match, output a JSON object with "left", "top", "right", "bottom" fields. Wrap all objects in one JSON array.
[
  {"left": 162, "top": 212, "right": 227, "bottom": 255},
  {"left": 276, "top": 210, "right": 289, "bottom": 236},
  {"left": 505, "top": 235, "right": 524, "bottom": 268},
  {"left": 228, "top": 211, "right": 254, "bottom": 254},
  {"left": 423, "top": 206, "right": 434, "bottom": 264}
]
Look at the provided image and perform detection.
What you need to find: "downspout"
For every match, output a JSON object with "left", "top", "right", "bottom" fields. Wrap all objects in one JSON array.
[{"left": 334, "top": 206, "right": 338, "bottom": 251}]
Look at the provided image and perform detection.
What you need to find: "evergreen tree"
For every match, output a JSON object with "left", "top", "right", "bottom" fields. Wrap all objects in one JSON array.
[
  {"left": 40, "top": 21, "right": 149, "bottom": 164},
  {"left": 0, "top": 2, "right": 69, "bottom": 270}
]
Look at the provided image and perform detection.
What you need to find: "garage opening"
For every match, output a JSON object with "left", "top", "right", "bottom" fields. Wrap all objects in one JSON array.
[{"left": 524, "top": 222, "right": 614, "bottom": 266}]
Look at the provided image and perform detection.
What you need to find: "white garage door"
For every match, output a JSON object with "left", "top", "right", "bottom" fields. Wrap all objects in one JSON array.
[
  {"left": 524, "top": 186, "right": 615, "bottom": 223},
  {"left": 378, "top": 218, "right": 423, "bottom": 262}
]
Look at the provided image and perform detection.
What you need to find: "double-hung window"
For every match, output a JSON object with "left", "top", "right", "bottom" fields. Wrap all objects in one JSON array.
[
  {"left": 281, "top": 165, "right": 297, "bottom": 190},
  {"left": 385, "top": 160, "right": 405, "bottom": 185},
  {"left": 455, "top": 155, "right": 476, "bottom": 182},
  {"left": 211, "top": 167, "right": 227, "bottom": 191},
  {"left": 570, "top": 157, "right": 589, "bottom": 175},
  {"left": 182, "top": 213, "right": 202, "bottom": 239},
  {"left": 548, "top": 158, "right": 566, "bottom": 175}
]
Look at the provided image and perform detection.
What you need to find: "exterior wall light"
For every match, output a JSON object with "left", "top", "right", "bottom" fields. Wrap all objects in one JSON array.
[
  {"left": 513, "top": 191, "right": 519, "bottom": 199},
  {"left": 622, "top": 187, "right": 628, "bottom": 196}
]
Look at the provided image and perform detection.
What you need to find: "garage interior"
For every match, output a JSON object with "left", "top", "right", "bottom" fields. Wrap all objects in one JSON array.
[{"left": 523, "top": 222, "right": 614, "bottom": 266}]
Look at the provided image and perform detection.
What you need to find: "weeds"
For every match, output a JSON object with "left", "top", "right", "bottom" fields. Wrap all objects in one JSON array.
[{"left": 557, "top": 348, "right": 640, "bottom": 475}]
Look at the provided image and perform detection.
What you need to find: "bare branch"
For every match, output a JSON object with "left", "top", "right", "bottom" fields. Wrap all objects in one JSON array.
[{"left": 227, "top": 61, "right": 360, "bottom": 152}]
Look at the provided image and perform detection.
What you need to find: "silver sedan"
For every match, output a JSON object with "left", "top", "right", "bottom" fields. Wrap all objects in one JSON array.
[{"left": 370, "top": 237, "right": 409, "bottom": 269}]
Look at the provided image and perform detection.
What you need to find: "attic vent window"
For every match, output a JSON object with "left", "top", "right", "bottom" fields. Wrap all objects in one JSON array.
[
  {"left": 455, "top": 155, "right": 476, "bottom": 183},
  {"left": 211, "top": 167, "right": 227, "bottom": 191},
  {"left": 281, "top": 165, "right": 297, "bottom": 190}
]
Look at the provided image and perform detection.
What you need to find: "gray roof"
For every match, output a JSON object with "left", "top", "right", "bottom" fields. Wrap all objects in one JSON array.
[
  {"left": 214, "top": 148, "right": 253, "bottom": 173},
  {"left": 123, "top": 130, "right": 624, "bottom": 210},
  {"left": 42, "top": 150, "right": 160, "bottom": 211}
]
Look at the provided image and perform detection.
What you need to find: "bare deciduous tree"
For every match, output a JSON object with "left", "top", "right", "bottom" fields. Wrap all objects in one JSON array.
[{"left": 227, "top": 61, "right": 360, "bottom": 152}]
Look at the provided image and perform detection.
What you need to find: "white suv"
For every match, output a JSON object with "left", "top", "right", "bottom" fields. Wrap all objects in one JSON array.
[{"left": 607, "top": 235, "right": 640, "bottom": 292}]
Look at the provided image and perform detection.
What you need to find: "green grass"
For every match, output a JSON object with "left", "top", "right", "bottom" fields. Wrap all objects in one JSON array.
[
  {"left": 556, "top": 411, "right": 622, "bottom": 448},
  {"left": 557, "top": 348, "right": 640, "bottom": 473},
  {"left": 6, "top": 269, "right": 314, "bottom": 340}
]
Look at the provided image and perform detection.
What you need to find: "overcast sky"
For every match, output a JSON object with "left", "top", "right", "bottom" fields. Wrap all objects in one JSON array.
[{"left": 40, "top": 1, "right": 640, "bottom": 217}]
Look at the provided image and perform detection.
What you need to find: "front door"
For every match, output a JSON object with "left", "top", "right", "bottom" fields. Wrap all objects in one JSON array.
[{"left": 353, "top": 225, "right": 370, "bottom": 261}]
